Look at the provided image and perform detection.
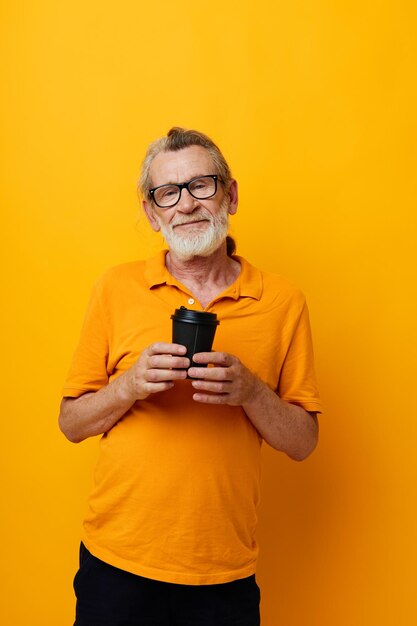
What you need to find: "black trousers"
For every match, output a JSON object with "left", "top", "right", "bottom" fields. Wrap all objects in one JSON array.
[{"left": 74, "top": 543, "right": 261, "bottom": 626}]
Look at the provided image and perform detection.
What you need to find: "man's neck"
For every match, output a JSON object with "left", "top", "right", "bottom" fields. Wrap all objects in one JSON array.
[{"left": 165, "top": 243, "right": 241, "bottom": 307}]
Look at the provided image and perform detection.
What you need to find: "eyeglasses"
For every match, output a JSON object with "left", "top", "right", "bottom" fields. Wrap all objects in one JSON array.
[{"left": 149, "top": 175, "right": 220, "bottom": 208}]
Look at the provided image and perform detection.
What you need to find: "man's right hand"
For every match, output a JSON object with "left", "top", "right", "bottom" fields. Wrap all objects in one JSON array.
[
  {"left": 59, "top": 343, "right": 189, "bottom": 443},
  {"left": 122, "top": 342, "right": 190, "bottom": 401}
]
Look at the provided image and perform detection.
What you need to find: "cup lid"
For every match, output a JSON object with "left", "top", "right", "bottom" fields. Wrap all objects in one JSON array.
[{"left": 171, "top": 306, "right": 219, "bottom": 325}]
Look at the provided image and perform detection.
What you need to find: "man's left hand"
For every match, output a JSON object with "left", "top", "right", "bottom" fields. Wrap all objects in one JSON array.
[{"left": 188, "top": 352, "right": 260, "bottom": 405}]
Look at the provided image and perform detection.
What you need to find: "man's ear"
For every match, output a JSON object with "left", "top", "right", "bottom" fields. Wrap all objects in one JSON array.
[
  {"left": 227, "top": 179, "right": 238, "bottom": 215},
  {"left": 143, "top": 200, "right": 161, "bottom": 232}
]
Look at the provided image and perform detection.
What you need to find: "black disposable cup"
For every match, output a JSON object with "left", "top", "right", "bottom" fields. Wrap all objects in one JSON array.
[{"left": 171, "top": 307, "right": 219, "bottom": 371}]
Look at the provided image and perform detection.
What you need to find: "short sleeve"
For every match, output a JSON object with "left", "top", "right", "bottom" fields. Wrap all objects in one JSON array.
[
  {"left": 62, "top": 282, "right": 110, "bottom": 397},
  {"left": 277, "top": 297, "right": 322, "bottom": 413}
]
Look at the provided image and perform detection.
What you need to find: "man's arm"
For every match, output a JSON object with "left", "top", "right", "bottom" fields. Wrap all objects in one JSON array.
[
  {"left": 188, "top": 352, "right": 319, "bottom": 461},
  {"left": 59, "top": 343, "right": 190, "bottom": 443}
]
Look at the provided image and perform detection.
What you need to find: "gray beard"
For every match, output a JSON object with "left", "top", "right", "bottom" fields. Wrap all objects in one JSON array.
[{"left": 156, "top": 200, "right": 230, "bottom": 261}]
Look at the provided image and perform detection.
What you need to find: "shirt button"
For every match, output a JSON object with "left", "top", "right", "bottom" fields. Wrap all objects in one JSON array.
[{"left": 188, "top": 298, "right": 195, "bottom": 305}]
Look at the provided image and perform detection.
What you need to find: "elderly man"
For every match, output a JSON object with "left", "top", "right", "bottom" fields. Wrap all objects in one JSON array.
[{"left": 60, "top": 127, "right": 321, "bottom": 626}]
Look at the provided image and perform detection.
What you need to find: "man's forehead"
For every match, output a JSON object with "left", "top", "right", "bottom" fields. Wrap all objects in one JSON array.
[{"left": 150, "top": 146, "right": 214, "bottom": 186}]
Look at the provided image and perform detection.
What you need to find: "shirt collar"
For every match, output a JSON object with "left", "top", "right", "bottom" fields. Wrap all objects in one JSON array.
[
  {"left": 144, "top": 250, "right": 174, "bottom": 288},
  {"left": 144, "top": 249, "right": 262, "bottom": 300}
]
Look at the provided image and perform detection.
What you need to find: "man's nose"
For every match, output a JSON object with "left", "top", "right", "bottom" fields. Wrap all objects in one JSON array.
[{"left": 176, "top": 188, "right": 199, "bottom": 212}]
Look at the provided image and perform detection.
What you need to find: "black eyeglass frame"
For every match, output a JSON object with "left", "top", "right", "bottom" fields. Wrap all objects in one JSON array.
[{"left": 149, "top": 174, "right": 221, "bottom": 208}]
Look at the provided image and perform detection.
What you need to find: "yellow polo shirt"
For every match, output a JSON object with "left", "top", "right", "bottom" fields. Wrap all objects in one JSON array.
[{"left": 63, "top": 251, "right": 322, "bottom": 585}]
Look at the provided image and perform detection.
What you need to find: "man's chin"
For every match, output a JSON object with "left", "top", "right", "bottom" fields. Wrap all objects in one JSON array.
[
  {"left": 164, "top": 236, "right": 226, "bottom": 261},
  {"left": 168, "top": 245, "right": 220, "bottom": 261},
  {"left": 160, "top": 216, "right": 229, "bottom": 261}
]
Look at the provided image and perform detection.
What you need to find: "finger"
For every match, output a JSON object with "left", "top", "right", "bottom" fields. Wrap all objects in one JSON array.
[
  {"left": 191, "top": 380, "right": 232, "bottom": 393},
  {"left": 192, "top": 392, "right": 229, "bottom": 404},
  {"left": 192, "top": 352, "right": 234, "bottom": 366},
  {"left": 145, "top": 381, "right": 175, "bottom": 394},
  {"left": 148, "top": 354, "right": 190, "bottom": 369},
  {"left": 145, "top": 368, "right": 188, "bottom": 382},
  {"left": 188, "top": 366, "right": 232, "bottom": 381},
  {"left": 147, "top": 342, "right": 187, "bottom": 356}
]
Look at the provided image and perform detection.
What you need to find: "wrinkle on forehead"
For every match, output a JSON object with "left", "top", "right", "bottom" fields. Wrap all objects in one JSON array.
[{"left": 149, "top": 146, "right": 215, "bottom": 187}]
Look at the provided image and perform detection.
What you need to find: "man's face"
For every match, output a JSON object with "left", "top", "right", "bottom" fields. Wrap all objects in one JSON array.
[{"left": 143, "top": 146, "right": 238, "bottom": 260}]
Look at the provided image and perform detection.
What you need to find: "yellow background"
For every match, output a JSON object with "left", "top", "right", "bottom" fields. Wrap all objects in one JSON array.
[{"left": 1, "top": 1, "right": 416, "bottom": 624}]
